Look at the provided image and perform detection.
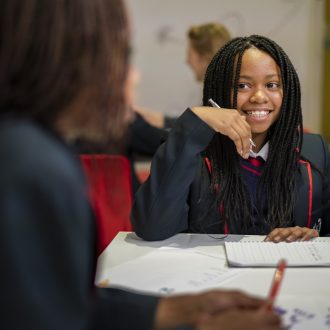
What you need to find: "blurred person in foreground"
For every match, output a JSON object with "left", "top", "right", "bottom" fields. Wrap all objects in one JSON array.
[{"left": 0, "top": 0, "right": 282, "bottom": 329}]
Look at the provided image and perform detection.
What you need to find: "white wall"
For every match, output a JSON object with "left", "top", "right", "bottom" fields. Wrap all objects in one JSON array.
[{"left": 127, "top": 0, "right": 325, "bottom": 132}]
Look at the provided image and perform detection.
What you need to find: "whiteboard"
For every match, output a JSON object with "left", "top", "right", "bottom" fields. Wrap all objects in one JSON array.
[{"left": 127, "top": 0, "right": 325, "bottom": 132}]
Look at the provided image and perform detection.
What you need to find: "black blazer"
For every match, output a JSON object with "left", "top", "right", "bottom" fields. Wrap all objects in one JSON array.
[
  {"left": 131, "top": 109, "right": 330, "bottom": 240},
  {"left": 0, "top": 118, "right": 159, "bottom": 330},
  {"left": 294, "top": 134, "right": 329, "bottom": 234}
]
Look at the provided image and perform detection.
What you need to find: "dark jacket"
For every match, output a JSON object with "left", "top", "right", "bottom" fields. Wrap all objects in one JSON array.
[
  {"left": 131, "top": 109, "right": 330, "bottom": 241},
  {"left": 0, "top": 118, "right": 158, "bottom": 330}
]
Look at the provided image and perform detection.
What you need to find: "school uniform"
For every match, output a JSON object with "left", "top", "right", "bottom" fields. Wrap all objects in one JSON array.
[
  {"left": 131, "top": 108, "right": 330, "bottom": 241},
  {"left": 0, "top": 117, "right": 159, "bottom": 330}
]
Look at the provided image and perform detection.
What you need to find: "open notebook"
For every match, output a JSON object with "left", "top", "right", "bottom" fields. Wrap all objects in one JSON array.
[{"left": 225, "top": 241, "right": 330, "bottom": 267}]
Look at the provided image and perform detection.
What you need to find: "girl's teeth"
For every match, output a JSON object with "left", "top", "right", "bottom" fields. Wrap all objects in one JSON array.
[{"left": 246, "top": 111, "right": 269, "bottom": 117}]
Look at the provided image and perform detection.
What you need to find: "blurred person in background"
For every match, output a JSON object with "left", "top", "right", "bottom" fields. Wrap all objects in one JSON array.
[
  {"left": 136, "top": 22, "right": 232, "bottom": 128},
  {"left": 127, "top": 22, "right": 233, "bottom": 190},
  {"left": 186, "top": 22, "right": 232, "bottom": 83}
]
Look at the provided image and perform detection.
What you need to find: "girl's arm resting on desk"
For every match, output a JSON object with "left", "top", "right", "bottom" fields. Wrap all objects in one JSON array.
[{"left": 131, "top": 108, "right": 215, "bottom": 241}]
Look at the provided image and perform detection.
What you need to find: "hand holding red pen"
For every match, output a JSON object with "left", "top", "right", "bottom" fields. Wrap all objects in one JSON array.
[
  {"left": 157, "top": 290, "right": 283, "bottom": 330},
  {"left": 183, "top": 261, "right": 285, "bottom": 330}
]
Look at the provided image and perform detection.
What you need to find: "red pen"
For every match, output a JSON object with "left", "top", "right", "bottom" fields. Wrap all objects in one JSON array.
[{"left": 265, "top": 259, "right": 287, "bottom": 311}]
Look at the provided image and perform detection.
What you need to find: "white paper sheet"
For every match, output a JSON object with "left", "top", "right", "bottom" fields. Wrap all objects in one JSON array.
[
  {"left": 225, "top": 241, "right": 330, "bottom": 267},
  {"left": 96, "top": 247, "right": 241, "bottom": 295}
]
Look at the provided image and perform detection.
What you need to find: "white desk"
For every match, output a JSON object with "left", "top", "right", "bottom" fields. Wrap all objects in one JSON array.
[{"left": 96, "top": 232, "right": 330, "bottom": 329}]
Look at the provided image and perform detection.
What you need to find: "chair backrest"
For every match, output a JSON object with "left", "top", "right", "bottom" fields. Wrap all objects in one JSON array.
[{"left": 80, "top": 154, "right": 133, "bottom": 254}]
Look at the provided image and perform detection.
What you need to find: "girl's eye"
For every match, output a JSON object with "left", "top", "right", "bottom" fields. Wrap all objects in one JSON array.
[
  {"left": 267, "top": 82, "right": 281, "bottom": 89},
  {"left": 238, "top": 83, "right": 249, "bottom": 89}
]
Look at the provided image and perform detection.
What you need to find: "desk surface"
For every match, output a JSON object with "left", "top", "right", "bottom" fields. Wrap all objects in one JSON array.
[{"left": 96, "top": 232, "right": 330, "bottom": 329}]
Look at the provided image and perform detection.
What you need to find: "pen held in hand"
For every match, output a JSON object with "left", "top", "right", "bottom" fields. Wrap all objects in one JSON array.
[
  {"left": 265, "top": 259, "right": 286, "bottom": 311},
  {"left": 208, "top": 98, "right": 256, "bottom": 148}
]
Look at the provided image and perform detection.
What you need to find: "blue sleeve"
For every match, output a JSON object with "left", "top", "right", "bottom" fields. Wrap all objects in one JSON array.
[
  {"left": 0, "top": 123, "right": 159, "bottom": 330},
  {"left": 93, "top": 288, "right": 159, "bottom": 330},
  {"left": 0, "top": 154, "right": 95, "bottom": 329}
]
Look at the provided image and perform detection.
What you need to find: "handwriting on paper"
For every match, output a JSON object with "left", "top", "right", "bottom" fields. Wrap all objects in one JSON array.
[{"left": 276, "top": 306, "right": 330, "bottom": 329}]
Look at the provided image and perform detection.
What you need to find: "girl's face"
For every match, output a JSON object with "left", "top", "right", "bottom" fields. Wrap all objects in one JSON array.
[{"left": 236, "top": 48, "right": 283, "bottom": 146}]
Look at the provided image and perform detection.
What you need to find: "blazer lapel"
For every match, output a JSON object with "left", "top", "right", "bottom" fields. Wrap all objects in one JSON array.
[{"left": 294, "top": 162, "right": 310, "bottom": 227}]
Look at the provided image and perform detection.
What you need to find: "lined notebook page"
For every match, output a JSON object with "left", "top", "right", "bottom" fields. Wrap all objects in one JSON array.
[{"left": 225, "top": 241, "right": 330, "bottom": 267}]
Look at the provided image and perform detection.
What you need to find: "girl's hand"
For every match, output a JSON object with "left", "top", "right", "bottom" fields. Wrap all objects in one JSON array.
[
  {"left": 191, "top": 107, "right": 252, "bottom": 159},
  {"left": 265, "top": 226, "right": 319, "bottom": 242}
]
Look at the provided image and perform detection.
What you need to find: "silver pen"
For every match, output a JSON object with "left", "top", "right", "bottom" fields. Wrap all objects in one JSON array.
[
  {"left": 208, "top": 98, "right": 256, "bottom": 148},
  {"left": 312, "top": 218, "right": 322, "bottom": 235}
]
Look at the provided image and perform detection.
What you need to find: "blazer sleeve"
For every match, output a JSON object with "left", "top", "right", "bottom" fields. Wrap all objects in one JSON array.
[
  {"left": 130, "top": 108, "right": 215, "bottom": 241},
  {"left": 0, "top": 153, "right": 95, "bottom": 329},
  {"left": 93, "top": 288, "right": 159, "bottom": 330},
  {"left": 321, "top": 138, "right": 330, "bottom": 236}
]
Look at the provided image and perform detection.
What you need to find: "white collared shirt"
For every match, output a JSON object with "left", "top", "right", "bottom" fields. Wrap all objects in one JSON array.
[{"left": 249, "top": 142, "right": 269, "bottom": 161}]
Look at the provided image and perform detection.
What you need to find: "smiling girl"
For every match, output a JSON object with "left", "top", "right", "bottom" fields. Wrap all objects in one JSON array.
[{"left": 131, "top": 35, "right": 330, "bottom": 242}]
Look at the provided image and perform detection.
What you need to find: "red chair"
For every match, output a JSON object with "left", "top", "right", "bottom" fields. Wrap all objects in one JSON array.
[{"left": 80, "top": 154, "right": 133, "bottom": 254}]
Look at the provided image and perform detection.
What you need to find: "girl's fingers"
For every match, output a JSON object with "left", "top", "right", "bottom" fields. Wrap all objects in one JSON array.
[
  {"left": 267, "top": 227, "right": 319, "bottom": 242},
  {"left": 225, "top": 123, "right": 251, "bottom": 158}
]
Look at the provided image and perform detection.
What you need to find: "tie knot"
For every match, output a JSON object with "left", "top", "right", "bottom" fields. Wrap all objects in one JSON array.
[{"left": 247, "top": 156, "right": 264, "bottom": 167}]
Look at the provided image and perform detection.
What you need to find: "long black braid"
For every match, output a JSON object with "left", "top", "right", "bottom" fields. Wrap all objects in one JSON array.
[{"left": 202, "top": 35, "right": 303, "bottom": 233}]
